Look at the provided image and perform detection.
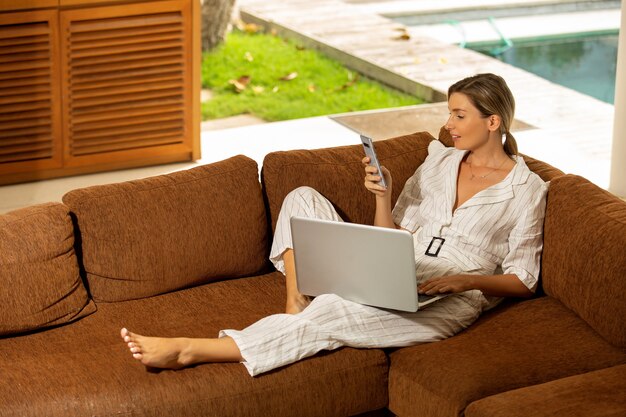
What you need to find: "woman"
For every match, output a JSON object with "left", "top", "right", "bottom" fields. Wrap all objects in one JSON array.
[{"left": 120, "top": 73, "right": 548, "bottom": 376}]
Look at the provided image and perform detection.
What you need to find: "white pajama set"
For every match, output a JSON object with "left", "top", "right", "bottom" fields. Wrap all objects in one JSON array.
[{"left": 220, "top": 140, "right": 548, "bottom": 377}]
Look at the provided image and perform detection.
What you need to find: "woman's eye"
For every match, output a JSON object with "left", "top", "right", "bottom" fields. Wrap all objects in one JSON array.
[{"left": 457, "top": 115, "right": 464, "bottom": 119}]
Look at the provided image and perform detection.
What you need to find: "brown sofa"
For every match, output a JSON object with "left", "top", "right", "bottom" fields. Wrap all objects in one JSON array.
[{"left": 1, "top": 131, "right": 624, "bottom": 417}]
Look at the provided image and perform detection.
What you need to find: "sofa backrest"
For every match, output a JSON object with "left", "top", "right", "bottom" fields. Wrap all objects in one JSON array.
[
  {"left": 63, "top": 155, "right": 269, "bottom": 302},
  {"left": 541, "top": 174, "right": 626, "bottom": 348},
  {"left": 261, "top": 131, "right": 434, "bottom": 231},
  {"left": 0, "top": 203, "right": 96, "bottom": 336}
]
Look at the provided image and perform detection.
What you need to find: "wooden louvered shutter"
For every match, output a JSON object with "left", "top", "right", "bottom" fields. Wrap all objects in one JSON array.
[
  {"left": 60, "top": 0, "right": 193, "bottom": 168},
  {"left": 0, "top": 10, "right": 63, "bottom": 176}
]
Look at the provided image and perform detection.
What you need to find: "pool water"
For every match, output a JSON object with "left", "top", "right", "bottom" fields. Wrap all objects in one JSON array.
[{"left": 469, "top": 33, "right": 619, "bottom": 104}]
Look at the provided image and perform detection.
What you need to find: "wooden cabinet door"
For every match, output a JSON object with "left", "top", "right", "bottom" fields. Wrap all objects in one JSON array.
[
  {"left": 0, "top": 10, "right": 64, "bottom": 179},
  {"left": 59, "top": 0, "right": 194, "bottom": 169}
]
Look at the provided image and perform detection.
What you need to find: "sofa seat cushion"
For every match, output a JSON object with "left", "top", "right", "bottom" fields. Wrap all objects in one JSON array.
[
  {"left": 464, "top": 364, "right": 626, "bottom": 417},
  {"left": 63, "top": 155, "right": 270, "bottom": 302},
  {"left": 0, "top": 272, "right": 388, "bottom": 417},
  {"left": 387, "top": 297, "right": 626, "bottom": 417},
  {"left": 0, "top": 203, "right": 95, "bottom": 336}
]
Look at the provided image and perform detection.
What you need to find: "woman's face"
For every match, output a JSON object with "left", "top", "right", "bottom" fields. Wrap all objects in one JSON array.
[{"left": 446, "top": 92, "right": 495, "bottom": 151}]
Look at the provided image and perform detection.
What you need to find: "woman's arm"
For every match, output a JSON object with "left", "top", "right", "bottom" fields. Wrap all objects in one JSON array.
[
  {"left": 418, "top": 273, "right": 534, "bottom": 298},
  {"left": 363, "top": 157, "right": 399, "bottom": 229}
]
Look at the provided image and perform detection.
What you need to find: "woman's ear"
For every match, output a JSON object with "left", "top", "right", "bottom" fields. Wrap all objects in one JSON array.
[{"left": 488, "top": 115, "right": 502, "bottom": 132}]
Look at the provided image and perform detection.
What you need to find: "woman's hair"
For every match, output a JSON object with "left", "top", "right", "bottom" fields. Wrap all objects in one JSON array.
[{"left": 448, "top": 73, "right": 518, "bottom": 156}]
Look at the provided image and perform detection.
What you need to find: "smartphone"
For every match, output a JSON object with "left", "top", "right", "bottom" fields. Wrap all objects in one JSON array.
[{"left": 360, "top": 135, "right": 387, "bottom": 188}]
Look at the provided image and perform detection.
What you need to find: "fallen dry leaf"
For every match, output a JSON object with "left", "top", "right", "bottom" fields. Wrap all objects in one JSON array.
[
  {"left": 272, "top": 86, "right": 280, "bottom": 93},
  {"left": 307, "top": 84, "right": 316, "bottom": 92},
  {"left": 228, "top": 75, "right": 251, "bottom": 93},
  {"left": 243, "top": 23, "right": 261, "bottom": 34},
  {"left": 279, "top": 72, "right": 298, "bottom": 81},
  {"left": 244, "top": 51, "right": 254, "bottom": 62},
  {"left": 392, "top": 28, "right": 411, "bottom": 41},
  {"left": 333, "top": 73, "right": 360, "bottom": 92},
  {"left": 252, "top": 85, "right": 265, "bottom": 94}
]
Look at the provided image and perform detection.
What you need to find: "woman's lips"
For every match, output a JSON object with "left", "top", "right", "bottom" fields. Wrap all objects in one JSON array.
[{"left": 452, "top": 135, "right": 461, "bottom": 141}]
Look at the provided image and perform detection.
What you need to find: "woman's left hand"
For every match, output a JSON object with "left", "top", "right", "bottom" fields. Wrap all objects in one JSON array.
[{"left": 418, "top": 275, "right": 474, "bottom": 295}]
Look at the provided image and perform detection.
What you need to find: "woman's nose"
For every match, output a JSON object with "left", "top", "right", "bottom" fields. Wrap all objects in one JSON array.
[{"left": 445, "top": 115, "right": 453, "bottom": 130}]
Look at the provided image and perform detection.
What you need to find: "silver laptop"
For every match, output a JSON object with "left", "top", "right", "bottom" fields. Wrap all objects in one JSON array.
[{"left": 290, "top": 216, "right": 446, "bottom": 312}]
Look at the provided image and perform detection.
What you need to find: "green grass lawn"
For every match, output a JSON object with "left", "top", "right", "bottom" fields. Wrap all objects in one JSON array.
[{"left": 202, "top": 30, "right": 424, "bottom": 121}]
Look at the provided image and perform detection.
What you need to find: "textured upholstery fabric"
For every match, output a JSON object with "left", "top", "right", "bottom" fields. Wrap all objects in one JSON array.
[
  {"left": 0, "top": 203, "right": 95, "bottom": 336},
  {"left": 542, "top": 175, "right": 626, "bottom": 348},
  {"left": 0, "top": 272, "right": 389, "bottom": 417},
  {"left": 465, "top": 364, "right": 626, "bottom": 417},
  {"left": 438, "top": 125, "right": 565, "bottom": 182},
  {"left": 262, "top": 131, "right": 434, "bottom": 230},
  {"left": 63, "top": 156, "right": 269, "bottom": 302},
  {"left": 387, "top": 297, "right": 626, "bottom": 417}
]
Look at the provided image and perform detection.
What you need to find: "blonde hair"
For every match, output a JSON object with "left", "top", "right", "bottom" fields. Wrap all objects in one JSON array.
[{"left": 448, "top": 73, "right": 518, "bottom": 156}]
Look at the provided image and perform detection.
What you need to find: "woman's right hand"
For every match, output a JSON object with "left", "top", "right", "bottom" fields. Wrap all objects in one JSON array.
[{"left": 362, "top": 156, "right": 392, "bottom": 198}]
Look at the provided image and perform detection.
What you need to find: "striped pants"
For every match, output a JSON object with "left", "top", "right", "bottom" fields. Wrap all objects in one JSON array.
[{"left": 220, "top": 186, "right": 482, "bottom": 377}]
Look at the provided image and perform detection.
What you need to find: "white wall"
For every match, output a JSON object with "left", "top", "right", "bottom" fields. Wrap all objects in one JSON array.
[{"left": 610, "top": 2, "right": 626, "bottom": 197}]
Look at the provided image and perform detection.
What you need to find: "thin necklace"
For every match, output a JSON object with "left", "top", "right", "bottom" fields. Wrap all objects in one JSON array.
[{"left": 468, "top": 157, "right": 508, "bottom": 180}]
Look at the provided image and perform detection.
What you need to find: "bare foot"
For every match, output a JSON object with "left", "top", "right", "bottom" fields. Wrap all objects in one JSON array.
[
  {"left": 120, "top": 328, "right": 193, "bottom": 369},
  {"left": 286, "top": 293, "right": 311, "bottom": 314}
]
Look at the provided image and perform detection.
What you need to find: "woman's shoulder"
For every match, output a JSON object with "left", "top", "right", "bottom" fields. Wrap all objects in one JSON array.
[
  {"left": 426, "top": 140, "right": 459, "bottom": 162},
  {"left": 514, "top": 156, "right": 549, "bottom": 202}
]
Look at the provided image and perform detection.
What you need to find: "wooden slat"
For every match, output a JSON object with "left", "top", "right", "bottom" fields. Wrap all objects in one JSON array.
[
  {"left": 71, "top": 119, "right": 182, "bottom": 140},
  {"left": 0, "top": 35, "right": 49, "bottom": 48},
  {"left": 0, "top": 68, "right": 49, "bottom": 81},
  {"left": 73, "top": 96, "right": 185, "bottom": 117},
  {"left": 71, "top": 111, "right": 183, "bottom": 132},
  {"left": 0, "top": 91, "right": 50, "bottom": 105},
  {"left": 71, "top": 30, "right": 183, "bottom": 50},
  {"left": 0, "top": 116, "right": 52, "bottom": 131},
  {"left": 0, "top": 108, "right": 51, "bottom": 122},
  {"left": 69, "top": 64, "right": 182, "bottom": 85},
  {"left": 72, "top": 137, "right": 181, "bottom": 155},
  {"left": 70, "top": 87, "right": 182, "bottom": 108},
  {"left": 69, "top": 12, "right": 182, "bottom": 33},
  {"left": 70, "top": 71, "right": 182, "bottom": 91},
  {"left": 71, "top": 79, "right": 182, "bottom": 99},
  {"left": 71, "top": 48, "right": 182, "bottom": 67},
  {"left": 70, "top": 55, "right": 183, "bottom": 75},
  {"left": 72, "top": 99, "right": 184, "bottom": 122},
  {"left": 0, "top": 149, "right": 52, "bottom": 163},
  {"left": 72, "top": 128, "right": 182, "bottom": 148},
  {"left": 70, "top": 24, "right": 182, "bottom": 44},
  {"left": 0, "top": 83, "right": 50, "bottom": 97},
  {"left": 0, "top": 23, "right": 49, "bottom": 39},
  {"left": 0, "top": 134, "right": 52, "bottom": 147}
]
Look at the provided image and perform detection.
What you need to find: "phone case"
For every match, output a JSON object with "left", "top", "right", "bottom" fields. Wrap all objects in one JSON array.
[{"left": 360, "top": 135, "right": 387, "bottom": 188}]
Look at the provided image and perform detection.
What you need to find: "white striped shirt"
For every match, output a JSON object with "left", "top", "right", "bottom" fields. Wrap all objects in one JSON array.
[{"left": 393, "top": 140, "right": 548, "bottom": 307}]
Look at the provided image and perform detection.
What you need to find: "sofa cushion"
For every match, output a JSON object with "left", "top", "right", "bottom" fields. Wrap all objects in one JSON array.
[
  {"left": 387, "top": 297, "right": 626, "bottom": 417},
  {"left": 465, "top": 364, "right": 626, "bottom": 417},
  {"left": 262, "top": 131, "right": 434, "bottom": 230},
  {"left": 0, "top": 203, "right": 95, "bottom": 336},
  {"left": 63, "top": 155, "right": 269, "bottom": 302},
  {"left": 438, "top": 126, "right": 564, "bottom": 182},
  {"left": 0, "top": 272, "right": 389, "bottom": 417},
  {"left": 541, "top": 175, "right": 626, "bottom": 348}
]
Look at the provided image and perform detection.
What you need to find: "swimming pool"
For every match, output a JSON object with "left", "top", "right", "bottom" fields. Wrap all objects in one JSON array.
[{"left": 468, "top": 32, "right": 619, "bottom": 104}]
